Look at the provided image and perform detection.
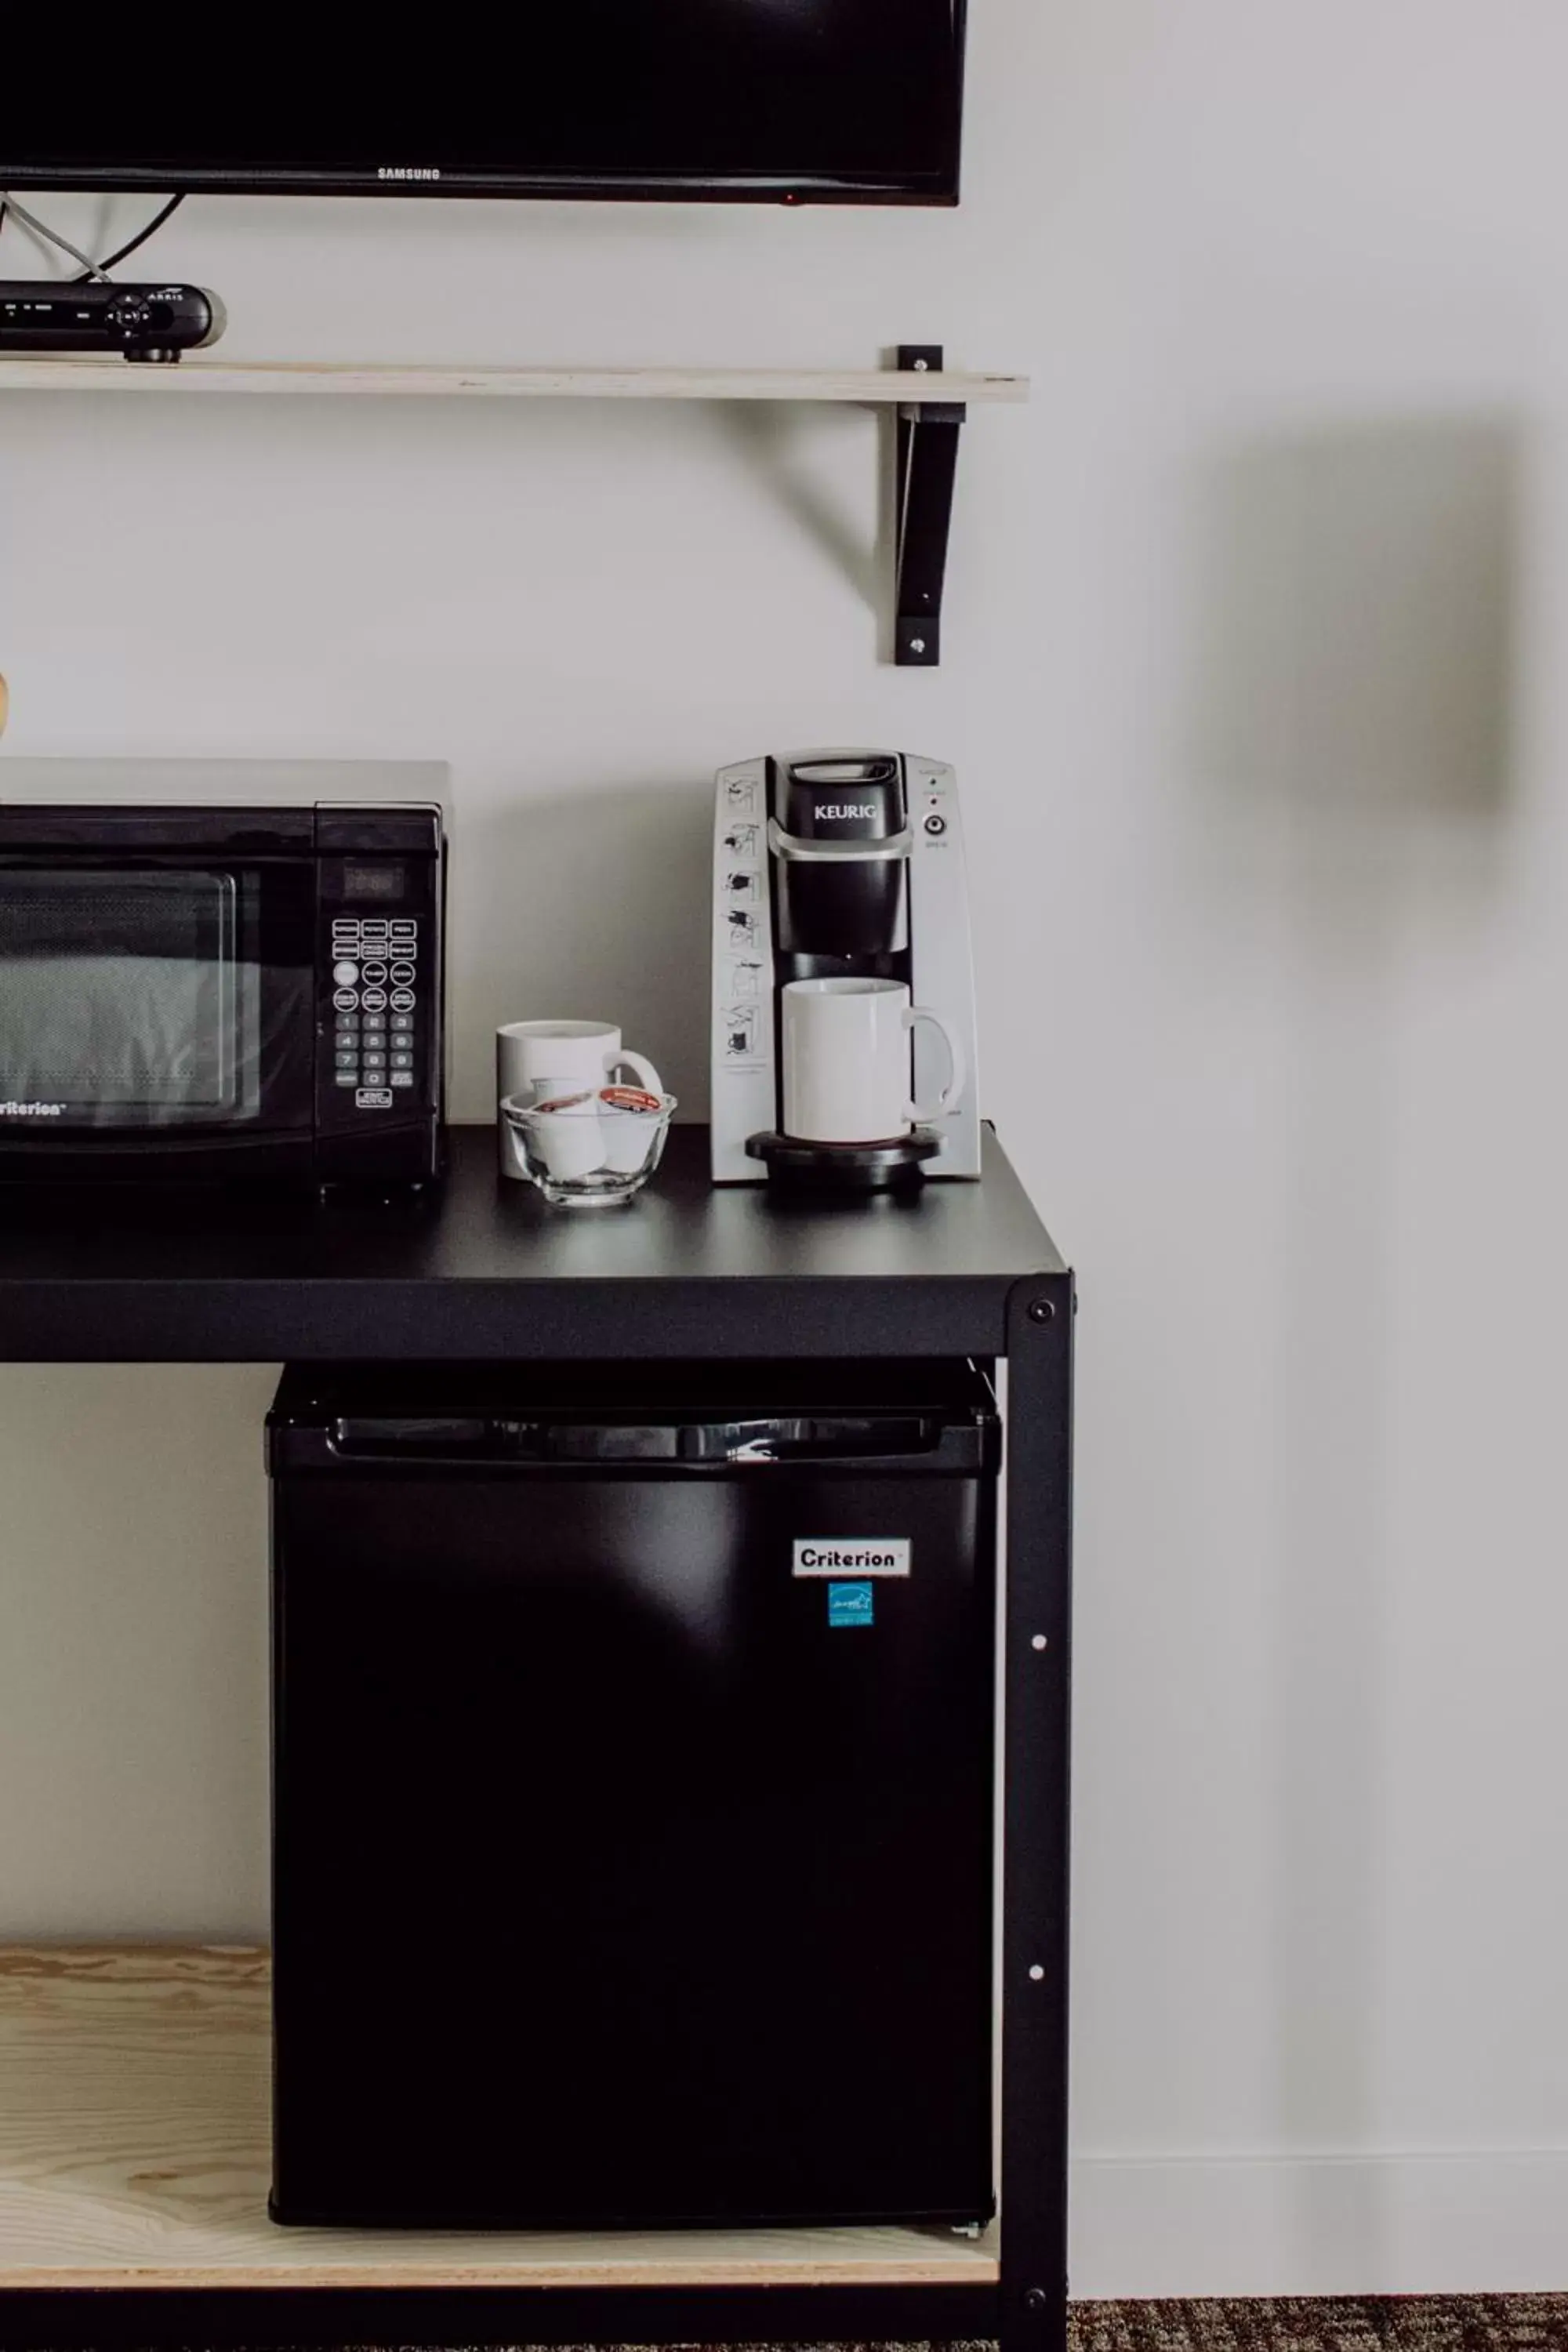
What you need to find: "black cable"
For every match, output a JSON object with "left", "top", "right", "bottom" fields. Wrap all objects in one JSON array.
[
  {"left": 73, "top": 193, "right": 185, "bottom": 280},
  {"left": 1, "top": 194, "right": 109, "bottom": 278}
]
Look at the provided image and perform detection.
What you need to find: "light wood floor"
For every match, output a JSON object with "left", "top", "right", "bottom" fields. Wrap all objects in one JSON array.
[{"left": 0, "top": 1945, "right": 999, "bottom": 2291}]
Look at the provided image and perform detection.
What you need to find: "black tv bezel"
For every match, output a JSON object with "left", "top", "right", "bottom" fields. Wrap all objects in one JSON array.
[
  {"left": 0, "top": 2, "right": 967, "bottom": 209},
  {"left": 0, "top": 165, "right": 962, "bottom": 205}
]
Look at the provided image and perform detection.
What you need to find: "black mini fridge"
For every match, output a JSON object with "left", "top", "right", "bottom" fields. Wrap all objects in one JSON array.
[{"left": 267, "top": 1359, "right": 999, "bottom": 2230}]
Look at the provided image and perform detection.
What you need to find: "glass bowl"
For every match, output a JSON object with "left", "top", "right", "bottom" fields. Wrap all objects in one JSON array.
[{"left": 501, "top": 1087, "right": 677, "bottom": 1207}]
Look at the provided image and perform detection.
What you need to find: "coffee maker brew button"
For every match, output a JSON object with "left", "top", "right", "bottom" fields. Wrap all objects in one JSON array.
[{"left": 924, "top": 814, "right": 948, "bottom": 837}]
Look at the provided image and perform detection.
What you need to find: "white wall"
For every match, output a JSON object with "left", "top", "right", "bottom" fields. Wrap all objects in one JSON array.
[{"left": 2, "top": 0, "right": 1567, "bottom": 2299}]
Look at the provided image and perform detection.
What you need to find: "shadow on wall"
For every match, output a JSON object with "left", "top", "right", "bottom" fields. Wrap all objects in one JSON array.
[
  {"left": 713, "top": 396, "right": 918, "bottom": 664},
  {"left": 1191, "top": 415, "right": 1522, "bottom": 2274},
  {"left": 0, "top": 1362, "right": 277, "bottom": 1940},
  {"left": 714, "top": 400, "right": 883, "bottom": 619},
  {"left": 454, "top": 778, "right": 716, "bottom": 1121},
  {"left": 1196, "top": 413, "right": 1519, "bottom": 828}
]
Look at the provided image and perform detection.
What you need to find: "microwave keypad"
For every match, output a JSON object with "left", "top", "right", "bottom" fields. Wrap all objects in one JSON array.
[{"left": 329, "top": 918, "right": 421, "bottom": 1098}]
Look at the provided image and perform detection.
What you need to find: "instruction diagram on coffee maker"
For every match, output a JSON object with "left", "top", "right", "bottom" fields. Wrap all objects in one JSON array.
[{"left": 723, "top": 1005, "right": 760, "bottom": 1060}]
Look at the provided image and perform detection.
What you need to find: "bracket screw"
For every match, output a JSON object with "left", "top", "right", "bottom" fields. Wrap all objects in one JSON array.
[
  {"left": 1029, "top": 1963, "right": 1045, "bottom": 1981},
  {"left": 1025, "top": 2288, "right": 1049, "bottom": 2310},
  {"left": 1028, "top": 1298, "right": 1055, "bottom": 1324},
  {"left": 913, "top": 356, "right": 930, "bottom": 371},
  {"left": 909, "top": 637, "right": 927, "bottom": 655},
  {"left": 1031, "top": 1634, "right": 1047, "bottom": 1651}
]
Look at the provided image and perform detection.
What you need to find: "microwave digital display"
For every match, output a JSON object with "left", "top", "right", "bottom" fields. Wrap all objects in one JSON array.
[{"left": 343, "top": 865, "right": 405, "bottom": 902}]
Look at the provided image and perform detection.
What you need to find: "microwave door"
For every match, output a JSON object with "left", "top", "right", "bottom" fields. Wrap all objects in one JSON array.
[{"left": 0, "top": 861, "right": 314, "bottom": 1163}]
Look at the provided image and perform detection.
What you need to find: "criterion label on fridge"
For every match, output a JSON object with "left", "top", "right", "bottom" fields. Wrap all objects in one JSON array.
[{"left": 793, "top": 1539, "right": 912, "bottom": 1577}]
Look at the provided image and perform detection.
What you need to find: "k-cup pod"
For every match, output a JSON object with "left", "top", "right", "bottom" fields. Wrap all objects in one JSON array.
[
  {"left": 499, "top": 1089, "right": 602, "bottom": 1185},
  {"left": 599, "top": 1084, "right": 666, "bottom": 1173},
  {"left": 528, "top": 1090, "right": 608, "bottom": 1182}
]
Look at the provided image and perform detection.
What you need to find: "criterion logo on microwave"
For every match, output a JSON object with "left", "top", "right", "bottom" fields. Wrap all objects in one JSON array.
[
  {"left": 793, "top": 1539, "right": 910, "bottom": 1578},
  {"left": 0, "top": 1100, "right": 66, "bottom": 1116}
]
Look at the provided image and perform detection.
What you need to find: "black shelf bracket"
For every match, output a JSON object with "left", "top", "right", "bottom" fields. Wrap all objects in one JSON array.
[{"left": 895, "top": 343, "right": 967, "bottom": 666}]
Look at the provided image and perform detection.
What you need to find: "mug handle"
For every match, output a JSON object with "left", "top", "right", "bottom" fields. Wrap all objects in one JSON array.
[
  {"left": 903, "top": 1008, "right": 966, "bottom": 1124},
  {"left": 606, "top": 1050, "right": 663, "bottom": 1098}
]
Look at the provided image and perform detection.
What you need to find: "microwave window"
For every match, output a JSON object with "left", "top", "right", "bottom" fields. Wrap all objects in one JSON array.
[{"left": 0, "top": 869, "right": 249, "bottom": 1115}]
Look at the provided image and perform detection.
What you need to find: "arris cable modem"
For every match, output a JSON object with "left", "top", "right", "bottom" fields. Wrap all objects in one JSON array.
[{"left": 0, "top": 281, "right": 224, "bottom": 363}]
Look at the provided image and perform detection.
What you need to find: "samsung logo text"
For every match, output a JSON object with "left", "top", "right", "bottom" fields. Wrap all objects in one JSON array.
[{"left": 379, "top": 165, "right": 441, "bottom": 181}]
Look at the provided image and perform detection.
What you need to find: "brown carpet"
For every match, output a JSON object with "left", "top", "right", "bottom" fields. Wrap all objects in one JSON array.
[
  {"left": 367, "top": 2314, "right": 1568, "bottom": 2352},
  {"left": 1068, "top": 2301, "right": 1568, "bottom": 2347},
  {"left": 485, "top": 2314, "right": 1568, "bottom": 2352}
]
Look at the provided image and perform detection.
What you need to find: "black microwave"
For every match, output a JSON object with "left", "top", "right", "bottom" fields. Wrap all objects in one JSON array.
[{"left": 0, "top": 800, "right": 445, "bottom": 1185}]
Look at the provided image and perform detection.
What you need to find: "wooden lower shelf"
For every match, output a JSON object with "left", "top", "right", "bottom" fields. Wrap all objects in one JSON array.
[
  {"left": 0, "top": 358, "right": 1028, "bottom": 404},
  {"left": 0, "top": 1947, "right": 999, "bottom": 2292}
]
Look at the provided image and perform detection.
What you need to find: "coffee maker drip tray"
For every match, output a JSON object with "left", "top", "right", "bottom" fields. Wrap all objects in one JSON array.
[{"left": 746, "top": 1129, "right": 943, "bottom": 1192}]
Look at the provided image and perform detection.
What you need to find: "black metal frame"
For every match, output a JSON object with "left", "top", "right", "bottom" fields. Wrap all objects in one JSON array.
[
  {"left": 895, "top": 341, "right": 967, "bottom": 666},
  {"left": 0, "top": 1166, "right": 1073, "bottom": 2352},
  {"left": 1000, "top": 1272, "right": 1076, "bottom": 2352}
]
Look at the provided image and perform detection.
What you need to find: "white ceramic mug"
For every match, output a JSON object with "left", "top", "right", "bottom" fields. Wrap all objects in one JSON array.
[
  {"left": 781, "top": 978, "right": 965, "bottom": 1145},
  {"left": 496, "top": 1022, "right": 662, "bottom": 1178}
]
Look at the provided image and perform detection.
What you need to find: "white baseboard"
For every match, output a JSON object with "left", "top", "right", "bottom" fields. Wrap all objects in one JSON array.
[{"left": 1069, "top": 2151, "right": 1568, "bottom": 2299}]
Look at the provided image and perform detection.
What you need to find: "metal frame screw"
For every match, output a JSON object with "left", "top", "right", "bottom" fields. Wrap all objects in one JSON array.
[{"left": 1028, "top": 1298, "right": 1054, "bottom": 1324}]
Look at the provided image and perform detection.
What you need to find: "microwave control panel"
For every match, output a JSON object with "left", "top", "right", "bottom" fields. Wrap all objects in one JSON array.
[
  {"left": 328, "top": 913, "right": 426, "bottom": 1109},
  {"left": 314, "top": 815, "right": 444, "bottom": 1182}
]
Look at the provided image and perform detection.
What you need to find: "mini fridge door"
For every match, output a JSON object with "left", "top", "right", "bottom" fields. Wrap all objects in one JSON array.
[{"left": 269, "top": 1363, "right": 998, "bottom": 2230}]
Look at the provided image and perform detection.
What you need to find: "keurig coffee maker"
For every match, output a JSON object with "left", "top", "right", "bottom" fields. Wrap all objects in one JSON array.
[{"left": 710, "top": 750, "right": 981, "bottom": 1185}]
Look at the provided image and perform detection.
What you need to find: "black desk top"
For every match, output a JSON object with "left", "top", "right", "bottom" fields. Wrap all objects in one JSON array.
[{"left": 0, "top": 1125, "right": 1065, "bottom": 1363}]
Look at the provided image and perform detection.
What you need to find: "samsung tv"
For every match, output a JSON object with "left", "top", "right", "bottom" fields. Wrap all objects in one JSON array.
[{"left": 0, "top": 2, "right": 967, "bottom": 207}]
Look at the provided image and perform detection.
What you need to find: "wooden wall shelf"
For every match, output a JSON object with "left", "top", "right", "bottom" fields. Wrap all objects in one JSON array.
[
  {"left": 0, "top": 1946, "right": 999, "bottom": 2293},
  {"left": 0, "top": 347, "right": 1028, "bottom": 663},
  {"left": 0, "top": 358, "right": 1026, "bottom": 403}
]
